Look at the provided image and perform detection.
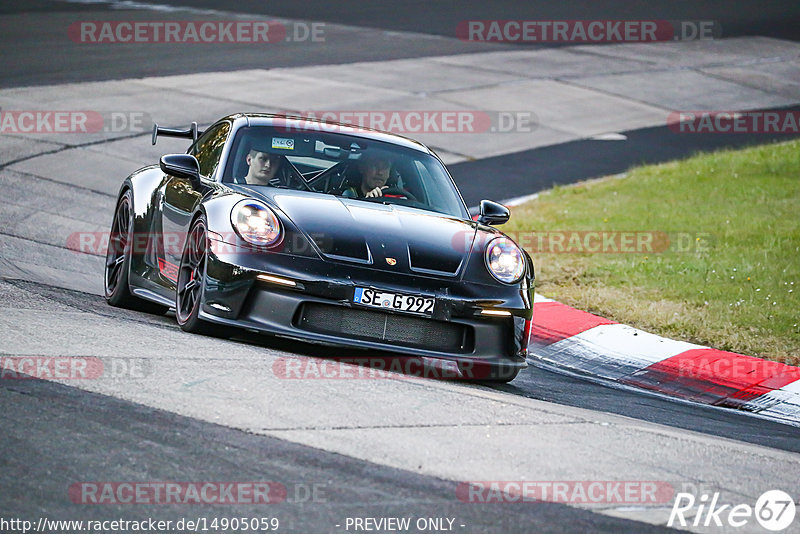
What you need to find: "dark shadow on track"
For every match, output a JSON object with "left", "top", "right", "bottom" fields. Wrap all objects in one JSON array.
[
  {"left": 3, "top": 1, "right": 798, "bottom": 88},
  {"left": 72, "top": 0, "right": 800, "bottom": 42}
]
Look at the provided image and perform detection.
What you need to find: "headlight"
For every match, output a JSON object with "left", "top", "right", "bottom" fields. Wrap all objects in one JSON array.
[
  {"left": 231, "top": 200, "right": 282, "bottom": 246},
  {"left": 485, "top": 237, "right": 525, "bottom": 284}
]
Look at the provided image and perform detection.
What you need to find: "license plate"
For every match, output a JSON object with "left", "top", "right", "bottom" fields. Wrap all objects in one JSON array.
[{"left": 353, "top": 287, "right": 434, "bottom": 315}]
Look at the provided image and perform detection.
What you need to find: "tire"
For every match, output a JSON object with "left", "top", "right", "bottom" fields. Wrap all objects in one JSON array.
[
  {"left": 175, "top": 217, "right": 230, "bottom": 338},
  {"left": 478, "top": 368, "right": 521, "bottom": 384},
  {"left": 104, "top": 190, "right": 169, "bottom": 314},
  {"left": 460, "top": 361, "right": 521, "bottom": 384}
]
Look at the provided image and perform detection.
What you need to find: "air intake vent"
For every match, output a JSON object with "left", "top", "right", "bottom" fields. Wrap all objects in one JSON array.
[
  {"left": 297, "top": 303, "right": 472, "bottom": 353},
  {"left": 408, "top": 246, "right": 462, "bottom": 275}
]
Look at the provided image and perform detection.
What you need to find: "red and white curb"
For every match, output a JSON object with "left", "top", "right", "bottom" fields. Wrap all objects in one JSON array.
[{"left": 528, "top": 294, "right": 800, "bottom": 426}]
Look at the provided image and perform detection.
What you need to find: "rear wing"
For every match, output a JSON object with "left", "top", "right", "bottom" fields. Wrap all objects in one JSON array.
[{"left": 151, "top": 122, "right": 203, "bottom": 145}]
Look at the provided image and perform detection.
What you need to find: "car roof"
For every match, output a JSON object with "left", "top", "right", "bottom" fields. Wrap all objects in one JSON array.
[{"left": 218, "top": 113, "right": 434, "bottom": 155}]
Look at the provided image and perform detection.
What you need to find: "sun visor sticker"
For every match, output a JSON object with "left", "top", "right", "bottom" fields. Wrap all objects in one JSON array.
[
  {"left": 271, "top": 136, "right": 314, "bottom": 156},
  {"left": 245, "top": 134, "right": 314, "bottom": 157},
  {"left": 272, "top": 137, "right": 294, "bottom": 150}
]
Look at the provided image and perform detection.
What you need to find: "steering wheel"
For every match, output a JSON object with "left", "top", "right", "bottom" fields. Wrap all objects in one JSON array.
[{"left": 379, "top": 186, "right": 417, "bottom": 201}]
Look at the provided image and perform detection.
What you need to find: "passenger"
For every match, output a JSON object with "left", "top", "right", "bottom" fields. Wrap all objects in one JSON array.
[
  {"left": 238, "top": 148, "right": 284, "bottom": 186},
  {"left": 237, "top": 143, "right": 301, "bottom": 187}
]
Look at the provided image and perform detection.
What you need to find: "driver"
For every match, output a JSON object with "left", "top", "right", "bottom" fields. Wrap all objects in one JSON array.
[{"left": 342, "top": 152, "right": 395, "bottom": 198}]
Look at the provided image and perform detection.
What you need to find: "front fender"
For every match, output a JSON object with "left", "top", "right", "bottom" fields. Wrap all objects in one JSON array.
[{"left": 123, "top": 165, "right": 167, "bottom": 278}]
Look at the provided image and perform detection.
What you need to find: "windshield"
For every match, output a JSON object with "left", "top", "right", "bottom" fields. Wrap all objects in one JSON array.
[{"left": 222, "top": 125, "right": 469, "bottom": 219}]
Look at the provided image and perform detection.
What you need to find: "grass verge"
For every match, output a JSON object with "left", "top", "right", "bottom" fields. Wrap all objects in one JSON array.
[{"left": 507, "top": 139, "right": 800, "bottom": 365}]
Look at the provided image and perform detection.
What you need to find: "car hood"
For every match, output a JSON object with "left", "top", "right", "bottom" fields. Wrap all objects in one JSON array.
[{"left": 261, "top": 190, "right": 478, "bottom": 277}]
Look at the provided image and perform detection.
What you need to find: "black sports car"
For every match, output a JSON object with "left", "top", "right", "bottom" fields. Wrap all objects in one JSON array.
[{"left": 104, "top": 114, "right": 534, "bottom": 382}]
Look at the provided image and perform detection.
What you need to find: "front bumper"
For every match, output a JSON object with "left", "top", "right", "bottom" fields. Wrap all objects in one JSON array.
[{"left": 200, "top": 243, "right": 531, "bottom": 371}]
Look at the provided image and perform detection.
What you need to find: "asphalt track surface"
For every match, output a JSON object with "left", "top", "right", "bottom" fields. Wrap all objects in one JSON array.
[
  {"left": 3, "top": 370, "right": 666, "bottom": 534},
  {"left": 144, "top": 0, "right": 800, "bottom": 43},
  {"left": 2, "top": 1, "right": 800, "bottom": 532},
  {"left": 0, "top": 0, "right": 513, "bottom": 88},
  {"left": 3, "top": 0, "right": 800, "bottom": 88},
  {"left": 1, "top": 281, "right": 798, "bottom": 532},
  {"left": 9, "top": 279, "right": 800, "bottom": 455}
]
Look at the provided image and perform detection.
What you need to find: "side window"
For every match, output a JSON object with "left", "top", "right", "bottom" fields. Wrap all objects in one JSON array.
[{"left": 191, "top": 122, "right": 231, "bottom": 179}]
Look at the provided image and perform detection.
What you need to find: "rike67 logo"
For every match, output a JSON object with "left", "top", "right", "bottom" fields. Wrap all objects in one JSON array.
[{"left": 669, "top": 490, "right": 796, "bottom": 531}]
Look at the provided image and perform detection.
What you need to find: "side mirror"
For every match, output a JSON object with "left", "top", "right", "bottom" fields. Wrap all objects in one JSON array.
[
  {"left": 160, "top": 154, "right": 201, "bottom": 184},
  {"left": 477, "top": 199, "right": 510, "bottom": 226}
]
